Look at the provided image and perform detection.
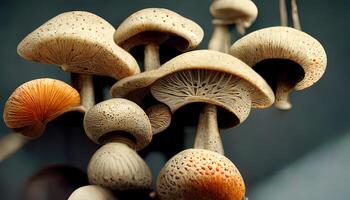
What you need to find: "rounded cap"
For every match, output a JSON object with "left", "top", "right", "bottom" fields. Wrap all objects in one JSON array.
[
  {"left": 17, "top": 11, "right": 140, "bottom": 80},
  {"left": 83, "top": 98, "right": 152, "bottom": 150},
  {"left": 114, "top": 8, "right": 204, "bottom": 51},
  {"left": 3, "top": 78, "right": 81, "bottom": 138},
  {"left": 68, "top": 185, "right": 116, "bottom": 200},
  {"left": 146, "top": 104, "right": 172, "bottom": 134},
  {"left": 210, "top": 0, "right": 258, "bottom": 27},
  {"left": 157, "top": 149, "right": 245, "bottom": 200},
  {"left": 230, "top": 26, "right": 327, "bottom": 90},
  {"left": 88, "top": 143, "right": 152, "bottom": 191}
]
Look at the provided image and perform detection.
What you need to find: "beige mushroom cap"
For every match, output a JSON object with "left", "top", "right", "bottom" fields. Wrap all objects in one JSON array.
[
  {"left": 68, "top": 185, "right": 116, "bottom": 200},
  {"left": 230, "top": 26, "right": 327, "bottom": 90},
  {"left": 114, "top": 8, "right": 204, "bottom": 51},
  {"left": 17, "top": 11, "right": 140, "bottom": 80},
  {"left": 157, "top": 149, "right": 245, "bottom": 200},
  {"left": 84, "top": 98, "right": 152, "bottom": 151},
  {"left": 210, "top": 0, "right": 258, "bottom": 27},
  {"left": 146, "top": 104, "right": 172, "bottom": 134}
]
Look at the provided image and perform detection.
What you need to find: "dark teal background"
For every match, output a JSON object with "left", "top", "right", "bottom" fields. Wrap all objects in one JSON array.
[{"left": 1, "top": 0, "right": 349, "bottom": 199}]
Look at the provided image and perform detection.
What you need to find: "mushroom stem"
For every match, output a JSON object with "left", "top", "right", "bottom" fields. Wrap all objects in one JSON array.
[
  {"left": 291, "top": 0, "right": 302, "bottom": 30},
  {"left": 0, "top": 133, "right": 29, "bottom": 162},
  {"left": 236, "top": 23, "right": 246, "bottom": 35},
  {"left": 208, "top": 24, "right": 230, "bottom": 53},
  {"left": 279, "top": 0, "right": 288, "bottom": 26},
  {"left": 71, "top": 74, "right": 95, "bottom": 110},
  {"left": 194, "top": 104, "right": 224, "bottom": 155},
  {"left": 274, "top": 77, "right": 293, "bottom": 110},
  {"left": 144, "top": 43, "right": 160, "bottom": 71}
]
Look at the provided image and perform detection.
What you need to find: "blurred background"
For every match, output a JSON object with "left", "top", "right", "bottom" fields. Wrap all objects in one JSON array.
[{"left": 0, "top": 0, "right": 349, "bottom": 199}]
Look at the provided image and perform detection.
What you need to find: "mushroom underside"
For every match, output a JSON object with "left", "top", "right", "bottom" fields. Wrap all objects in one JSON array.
[
  {"left": 98, "top": 131, "right": 137, "bottom": 148},
  {"left": 252, "top": 59, "right": 305, "bottom": 94},
  {"left": 151, "top": 69, "right": 252, "bottom": 127},
  {"left": 119, "top": 31, "right": 190, "bottom": 52}
]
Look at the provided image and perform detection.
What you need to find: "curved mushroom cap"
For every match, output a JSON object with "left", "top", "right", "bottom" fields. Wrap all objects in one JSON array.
[
  {"left": 88, "top": 143, "right": 152, "bottom": 191},
  {"left": 210, "top": 0, "right": 258, "bottom": 27},
  {"left": 114, "top": 8, "right": 204, "bottom": 51},
  {"left": 111, "top": 50, "right": 274, "bottom": 127},
  {"left": 17, "top": 11, "right": 139, "bottom": 80},
  {"left": 157, "top": 149, "right": 245, "bottom": 200},
  {"left": 3, "top": 78, "right": 81, "bottom": 138},
  {"left": 146, "top": 104, "right": 172, "bottom": 134},
  {"left": 230, "top": 26, "right": 327, "bottom": 90},
  {"left": 68, "top": 185, "right": 116, "bottom": 200},
  {"left": 83, "top": 98, "right": 152, "bottom": 151}
]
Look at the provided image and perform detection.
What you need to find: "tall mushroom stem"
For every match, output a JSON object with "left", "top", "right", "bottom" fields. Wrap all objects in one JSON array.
[
  {"left": 274, "top": 77, "right": 293, "bottom": 110},
  {"left": 0, "top": 133, "right": 29, "bottom": 162},
  {"left": 144, "top": 43, "right": 160, "bottom": 71},
  {"left": 291, "top": 0, "right": 301, "bottom": 30},
  {"left": 279, "top": 0, "right": 288, "bottom": 26},
  {"left": 194, "top": 104, "right": 224, "bottom": 155},
  {"left": 71, "top": 74, "right": 95, "bottom": 110},
  {"left": 208, "top": 24, "right": 230, "bottom": 53}
]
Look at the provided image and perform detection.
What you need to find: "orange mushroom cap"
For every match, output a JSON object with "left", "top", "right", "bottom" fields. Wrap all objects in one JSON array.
[{"left": 3, "top": 78, "right": 81, "bottom": 138}]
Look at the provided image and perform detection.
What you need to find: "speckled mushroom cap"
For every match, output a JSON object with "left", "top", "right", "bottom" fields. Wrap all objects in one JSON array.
[
  {"left": 17, "top": 11, "right": 139, "bottom": 80},
  {"left": 83, "top": 98, "right": 152, "bottom": 151},
  {"left": 114, "top": 8, "right": 204, "bottom": 51},
  {"left": 157, "top": 149, "right": 245, "bottom": 200},
  {"left": 111, "top": 50, "right": 274, "bottom": 127},
  {"left": 68, "top": 185, "right": 116, "bottom": 200},
  {"left": 230, "top": 26, "right": 327, "bottom": 90},
  {"left": 210, "top": 0, "right": 258, "bottom": 27}
]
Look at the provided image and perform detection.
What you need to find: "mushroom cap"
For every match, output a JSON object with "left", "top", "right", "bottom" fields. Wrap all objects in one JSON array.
[
  {"left": 230, "top": 26, "right": 327, "bottom": 90},
  {"left": 146, "top": 104, "right": 172, "bottom": 134},
  {"left": 111, "top": 49, "right": 274, "bottom": 112},
  {"left": 88, "top": 143, "right": 152, "bottom": 191},
  {"left": 3, "top": 78, "right": 81, "bottom": 138},
  {"left": 210, "top": 0, "right": 258, "bottom": 27},
  {"left": 157, "top": 148, "right": 245, "bottom": 200},
  {"left": 114, "top": 8, "right": 204, "bottom": 51},
  {"left": 83, "top": 98, "right": 152, "bottom": 151},
  {"left": 17, "top": 11, "right": 140, "bottom": 80},
  {"left": 68, "top": 185, "right": 116, "bottom": 200}
]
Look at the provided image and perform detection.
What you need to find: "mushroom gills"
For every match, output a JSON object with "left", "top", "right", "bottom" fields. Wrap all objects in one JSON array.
[
  {"left": 98, "top": 131, "right": 137, "bottom": 149},
  {"left": 151, "top": 69, "right": 252, "bottom": 127},
  {"left": 252, "top": 59, "right": 305, "bottom": 110}
]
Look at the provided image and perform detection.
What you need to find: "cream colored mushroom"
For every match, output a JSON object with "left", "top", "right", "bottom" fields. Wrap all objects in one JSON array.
[
  {"left": 84, "top": 99, "right": 152, "bottom": 191},
  {"left": 157, "top": 149, "right": 245, "bottom": 200},
  {"left": 230, "top": 26, "right": 327, "bottom": 110},
  {"left": 17, "top": 11, "right": 140, "bottom": 110},
  {"left": 68, "top": 185, "right": 116, "bottom": 200},
  {"left": 112, "top": 50, "right": 274, "bottom": 154},
  {"left": 208, "top": 0, "right": 258, "bottom": 52}
]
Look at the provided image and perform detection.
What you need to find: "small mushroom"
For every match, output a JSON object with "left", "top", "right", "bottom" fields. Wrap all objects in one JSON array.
[
  {"left": 17, "top": 11, "right": 140, "bottom": 110},
  {"left": 156, "top": 149, "right": 245, "bottom": 200},
  {"left": 146, "top": 104, "right": 172, "bottom": 135},
  {"left": 208, "top": 0, "right": 258, "bottom": 52},
  {"left": 84, "top": 99, "right": 153, "bottom": 191},
  {"left": 230, "top": 26, "right": 327, "bottom": 110},
  {"left": 68, "top": 185, "right": 116, "bottom": 200},
  {"left": 112, "top": 50, "right": 274, "bottom": 154}
]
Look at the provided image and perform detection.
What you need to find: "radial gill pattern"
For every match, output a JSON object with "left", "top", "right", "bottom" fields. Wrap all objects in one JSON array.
[
  {"left": 87, "top": 142, "right": 152, "bottom": 191},
  {"left": 3, "top": 78, "right": 80, "bottom": 137},
  {"left": 157, "top": 149, "right": 245, "bottom": 200},
  {"left": 151, "top": 69, "right": 252, "bottom": 122}
]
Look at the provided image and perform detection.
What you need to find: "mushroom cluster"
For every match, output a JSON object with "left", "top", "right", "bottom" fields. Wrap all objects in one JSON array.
[{"left": 2, "top": 2, "right": 327, "bottom": 200}]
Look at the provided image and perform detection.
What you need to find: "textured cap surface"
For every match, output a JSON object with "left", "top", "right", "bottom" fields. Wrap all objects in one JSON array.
[
  {"left": 68, "top": 185, "right": 116, "bottom": 200},
  {"left": 17, "top": 11, "right": 140, "bottom": 79},
  {"left": 230, "top": 26, "right": 327, "bottom": 90}
]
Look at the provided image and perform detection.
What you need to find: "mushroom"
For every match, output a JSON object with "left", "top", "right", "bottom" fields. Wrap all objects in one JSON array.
[
  {"left": 208, "top": 0, "right": 258, "bottom": 52},
  {"left": 156, "top": 149, "right": 245, "bottom": 200},
  {"left": 112, "top": 50, "right": 274, "bottom": 154},
  {"left": 68, "top": 185, "right": 116, "bottom": 200},
  {"left": 84, "top": 98, "right": 153, "bottom": 191},
  {"left": 230, "top": 26, "right": 327, "bottom": 110},
  {"left": 17, "top": 11, "right": 139, "bottom": 110},
  {"left": 1, "top": 78, "right": 81, "bottom": 161},
  {"left": 112, "top": 8, "right": 204, "bottom": 134}
]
